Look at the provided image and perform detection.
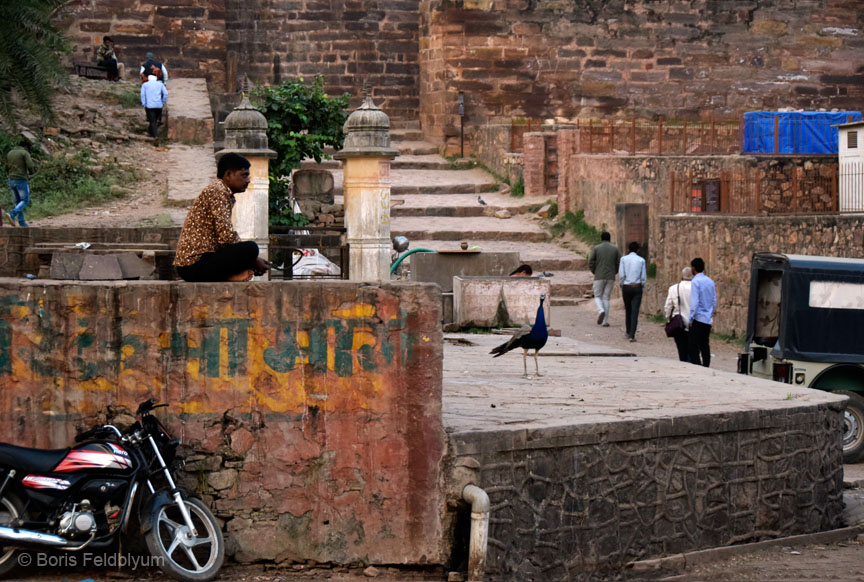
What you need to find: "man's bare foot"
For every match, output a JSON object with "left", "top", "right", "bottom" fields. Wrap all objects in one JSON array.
[{"left": 227, "top": 269, "right": 254, "bottom": 282}]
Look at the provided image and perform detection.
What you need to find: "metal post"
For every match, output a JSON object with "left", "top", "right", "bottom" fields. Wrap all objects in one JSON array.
[{"left": 458, "top": 92, "right": 465, "bottom": 159}]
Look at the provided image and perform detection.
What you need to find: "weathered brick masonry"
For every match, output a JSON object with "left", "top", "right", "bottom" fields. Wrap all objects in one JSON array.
[
  {"left": 61, "top": 1, "right": 862, "bottom": 144},
  {"left": 61, "top": 0, "right": 229, "bottom": 90},
  {"left": 421, "top": 0, "right": 864, "bottom": 153},
  {"left": 0, "top": 280, "right": 445, "bottom": 565},
  {"left": 61, "top": 0, "right": 421, "bottom": 121}
]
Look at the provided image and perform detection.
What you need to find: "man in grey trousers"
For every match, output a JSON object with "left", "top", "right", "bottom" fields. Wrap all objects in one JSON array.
[{"left": 588, "top": 231, "right": 621, "bottom": 326}]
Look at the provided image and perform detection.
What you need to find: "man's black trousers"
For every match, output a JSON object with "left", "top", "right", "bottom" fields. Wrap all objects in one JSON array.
[
  {"left": 176, "top": 241, "right": 259, "bottom": 282},
  {"left": 688, "top": 320, "right": 712, "bottom": 367},
  {"left": 145, "top": 107, "right": 162, "bottom": 138},
  {"left": 621, "top": 284, "right": 643, "bottom": 340}
]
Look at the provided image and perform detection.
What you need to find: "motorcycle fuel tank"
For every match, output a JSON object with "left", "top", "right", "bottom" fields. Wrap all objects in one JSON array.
[{"left": 53, "top": 442, "right": 133, "bottom": 473}]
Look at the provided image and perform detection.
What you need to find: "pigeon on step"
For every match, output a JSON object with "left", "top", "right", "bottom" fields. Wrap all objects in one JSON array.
[{"left": 477, "top": 195, "right": 487, "bottom": 206}]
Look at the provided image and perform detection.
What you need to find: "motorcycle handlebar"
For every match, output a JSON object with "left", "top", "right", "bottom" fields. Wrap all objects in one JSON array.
[{"left": 74, "top": 425, "right": 123, "bottom": 442}]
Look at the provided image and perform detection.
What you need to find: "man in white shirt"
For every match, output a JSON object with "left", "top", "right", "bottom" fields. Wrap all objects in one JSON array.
[
  {"left": 664, "top": 266, "right": 693, "bottom": 361},
  {"left": 618, "top": 241, "right": 647, "bottom": 342},
  {"left": 140, "top": 75, "right": 168, "bottom": 139}
]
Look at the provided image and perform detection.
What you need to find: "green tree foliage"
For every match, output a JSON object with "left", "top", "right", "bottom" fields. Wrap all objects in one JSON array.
[
  {"left": 0, "top": 1, "right": 69, "bottom": 126},
  {"left": 252, "top": 76, "right": 351, "bottom": 179}
]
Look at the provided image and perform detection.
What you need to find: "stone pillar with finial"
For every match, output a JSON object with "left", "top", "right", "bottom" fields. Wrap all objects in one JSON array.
[
  {"left": 334, "top": 84, "right": 399, "bottom": 282},
  {"left": 216, "top": 92, "right": 277, "bottom": 260}
]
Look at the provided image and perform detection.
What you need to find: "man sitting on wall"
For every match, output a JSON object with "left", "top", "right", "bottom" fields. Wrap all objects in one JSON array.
[{"left": 173, "top": 153, "right": 270, "bottom": 282}]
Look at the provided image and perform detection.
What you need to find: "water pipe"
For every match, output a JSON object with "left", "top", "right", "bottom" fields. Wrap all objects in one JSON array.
[
  {"left": 389, "top": 248, "right": 436, "bottom": 275},
  {"left": 462, "top": 484, "right": 490, "bottom": 581}
]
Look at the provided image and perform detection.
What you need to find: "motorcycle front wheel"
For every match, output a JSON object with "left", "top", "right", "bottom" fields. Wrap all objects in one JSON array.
[
  {"left": 145, "top": 496, "right": 224, "bottom": 582},
  {"left": 0, "top": 494, "right": 24, "bottom": 578}
]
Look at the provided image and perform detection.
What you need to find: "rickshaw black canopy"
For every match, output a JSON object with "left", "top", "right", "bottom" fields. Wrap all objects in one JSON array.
[{"left": 748, "top": 253, "right": 864, "bottom": 363}]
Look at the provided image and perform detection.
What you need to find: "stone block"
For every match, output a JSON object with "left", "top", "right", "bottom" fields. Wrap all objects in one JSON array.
[
  {"left": 116, "top": 253, "right": 157, "bottom": 280},
  {"left": 78, "top": 255, "right": 124, "bottom": 280},
  {"left": 410, "top": 251, "right": 520, "bottom": 293},
  {"left": 292, "top": 169, "right": 335, "bottom": 204},
  {"left": 49, "top": 252, "right": 85, "bottom": 280},
  {"left": 453, "top": 276, "right": 551, "bottom": 328}
]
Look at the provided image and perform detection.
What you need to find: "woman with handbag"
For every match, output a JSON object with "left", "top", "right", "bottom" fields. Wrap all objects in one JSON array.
[{"left": 664, "top": 267, "right": 693, "bottom": 362}]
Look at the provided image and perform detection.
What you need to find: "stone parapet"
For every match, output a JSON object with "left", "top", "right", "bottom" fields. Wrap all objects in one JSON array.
[
  {"left": 444, "top": 349, "right": 846, "bottom": 580},
  {"left": 0, "top": 280, "right": 445, "bottom": 565}
]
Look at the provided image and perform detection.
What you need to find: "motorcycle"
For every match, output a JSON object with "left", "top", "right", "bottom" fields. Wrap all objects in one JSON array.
[{"left": 0, "top": 398, "right": 223, "bottom": 581}]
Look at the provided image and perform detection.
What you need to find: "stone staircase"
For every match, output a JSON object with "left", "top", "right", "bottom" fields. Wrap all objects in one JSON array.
[{"left": 315, "top": 120, "right": 593, "bottom": 306}]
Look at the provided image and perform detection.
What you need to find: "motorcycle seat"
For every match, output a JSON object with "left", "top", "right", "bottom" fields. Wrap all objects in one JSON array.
[{"left": 0, "top": 443, "right": 70, "bottom": 473}]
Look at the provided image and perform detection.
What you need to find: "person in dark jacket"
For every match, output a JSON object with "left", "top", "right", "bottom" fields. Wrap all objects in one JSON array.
[{"left": 139, "top": 52, "right": 168, "bottom": 83}]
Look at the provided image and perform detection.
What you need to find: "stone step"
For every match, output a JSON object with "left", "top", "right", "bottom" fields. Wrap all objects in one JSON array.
[
  {"left": 330, "top": 168, "right": 501, "bottom": 196},
  {"left": 405, "top": 240, "right": 587, "bottom": 272},
  {"left": 391, "top": 155, "right": 451, "bottom": 170},
  {"left": 390, "top": 128, "right": 425, "bottom": 142},
  {"left": 391, "top": 120, "right": 420, "bottom": 130},
  {"left": 394, "top": 141, "right": 439, "bottom": 155},
  {"left": 300, "top": 155, "right": 452, "bottom": 171},
  {"left": 385, "top": 193, "right": 535, "bottom": 217},
  {"left": 392, "top": 216, "right": 551, "bottom": 243}
]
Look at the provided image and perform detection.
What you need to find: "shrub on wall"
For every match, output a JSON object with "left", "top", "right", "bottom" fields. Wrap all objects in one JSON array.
[
  {"left": 252, "top": 77, "right": 350, "bottom": 179},
  {"left": 252, "top": 76, "right": 350, "bottom": 225}
]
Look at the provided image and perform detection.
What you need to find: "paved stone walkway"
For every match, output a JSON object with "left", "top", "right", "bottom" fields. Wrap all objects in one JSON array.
[
  {"left": 441, "top": 333, "right": 843, "bottom": 435},
  {"left": 164, "top": 79, "right": 216, "bottom": 214}
]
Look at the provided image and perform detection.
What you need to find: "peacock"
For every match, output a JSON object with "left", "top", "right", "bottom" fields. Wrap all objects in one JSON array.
[{"left": 489, "top": 294, "right": 548, "bottom": 377}]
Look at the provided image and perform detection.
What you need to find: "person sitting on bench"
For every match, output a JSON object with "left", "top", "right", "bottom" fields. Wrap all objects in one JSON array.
[
  {"left": 96, "top": 36, "right": 120, "bottom": 81},
  {"left": 173, "top": 153, "right": 270, "bottom": 282}
]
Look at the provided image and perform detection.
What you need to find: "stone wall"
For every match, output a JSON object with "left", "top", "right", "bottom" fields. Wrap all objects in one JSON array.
[
  {"left": 0, "top": 227, "right": 181, "bottom": 278},
  {"left": 559, "top": 154, "right": 839, "bottom": 260},
  {"left": 59, "top": 0, "right": 420, "bottom": 121},
  {"left": 60, "top": 1, "right": 862, "bottom": 142},
  {"left": 60, "top": 0, "right": 229, "bottom": 90},
  {"left": 419, "top": 0, "right": 864, "bottom": 152},
  {"left": 449, "top": 402, "right": 844, "bottom": 580},
  {"left": 0, "top": 280, "right": 445, "bottom": 565},
  {"left": 650, "top": 214, "right": 864, "bottom": 336},
  {"left": 222, "top": 0, "right": 421, "bottom": 121}
]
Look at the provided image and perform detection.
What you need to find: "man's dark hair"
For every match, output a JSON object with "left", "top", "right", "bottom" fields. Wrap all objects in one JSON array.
[
  {"left": 509, "top": 264, "right": 533, "bottom": 276},
  {"left": 691, "top": 257, "right": 705, "bottom": 273},
  {"left": 103, "top": 36, "right": 113, "bottom": 43},
  {"left": 601, "top": 231, "right": 611, "bottom": 241},
  {"left": 628, "top": 241, "right": 640, "bottom": 253},
  {"left": 217, "top": 153, "right": 251, "bottom": 178}
]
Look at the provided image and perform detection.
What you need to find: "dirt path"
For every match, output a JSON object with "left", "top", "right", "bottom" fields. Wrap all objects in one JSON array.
[{"left": 26, "top": 78, "right": 213, "bottom": 229}]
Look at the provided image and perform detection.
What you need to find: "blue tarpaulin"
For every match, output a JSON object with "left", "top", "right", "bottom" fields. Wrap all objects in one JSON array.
[{"left": 742, "top": 111, "right": 862, "bottom": 154}]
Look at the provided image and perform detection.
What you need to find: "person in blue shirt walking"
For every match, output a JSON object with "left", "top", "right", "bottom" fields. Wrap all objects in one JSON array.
[
  {"left": 688, "top": 257, "right": 717, "bottom": 367},
  {"left": 618, "top": 241, "right": 647, "bottom": 342},
  {"left": 140, "top": 74, "right": 168, "bottom": 140}
]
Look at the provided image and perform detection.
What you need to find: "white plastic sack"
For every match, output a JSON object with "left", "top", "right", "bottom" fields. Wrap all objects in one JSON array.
[{"left": 292, "top": 248, "right": 341, "bottom": 276}]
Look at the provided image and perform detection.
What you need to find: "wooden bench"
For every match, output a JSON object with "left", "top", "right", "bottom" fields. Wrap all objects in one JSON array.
[{"left": 75, "top": 62, "right": 108, "bottom": 79}]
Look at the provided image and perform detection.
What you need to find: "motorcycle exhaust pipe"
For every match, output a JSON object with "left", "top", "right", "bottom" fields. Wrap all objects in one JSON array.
[{"left": 0, "top": 525, "right": 69, "bottom": 547}]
